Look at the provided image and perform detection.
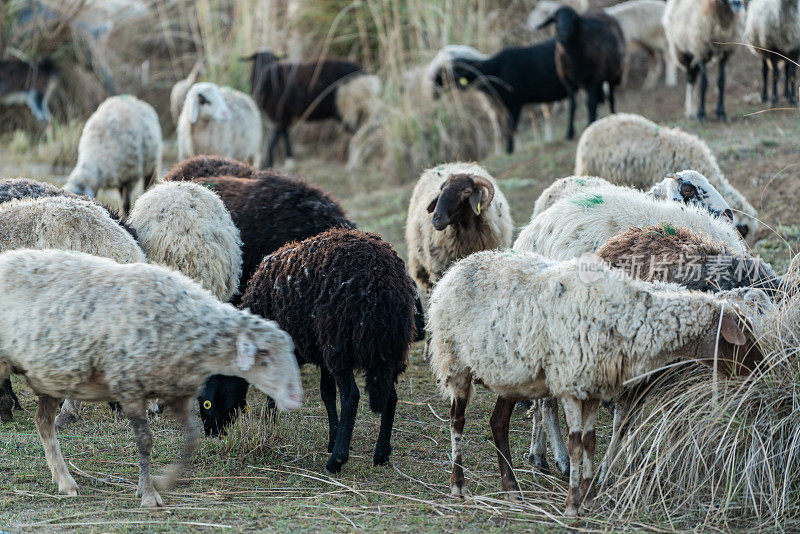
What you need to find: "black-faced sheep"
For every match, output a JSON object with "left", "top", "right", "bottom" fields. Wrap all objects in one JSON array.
[
  {"left": 428, "top": 249, "right": 763, "bottom": 515},
  {"left": 663, "top": 0, "right": 745, "bottom": 122},
  {"left": 433, "top": 39, "right": 568, "bottom": 152},
  {"left": 0, "top": 248, "right": 302, "bottom": 507},
  {"left": 63, "top": 95, "right": 162, "bottom": 215},
  {"left": 538, "top": 7, "right": 626, "bottom": 139},
  {"left": 241, "top": 228, "right": 416, "bottom": 473},
  {"left": 244, "top": 52, "right": 379, "bottom": 167},
  {"left": 745, "top": 0, "right": 800, "bottom": 106},
  {"left": 406, "top": 162, "right": 514, "bottom": 293},
  {"left": 0, "top": 57, "right": 58, "bottom": 124}
]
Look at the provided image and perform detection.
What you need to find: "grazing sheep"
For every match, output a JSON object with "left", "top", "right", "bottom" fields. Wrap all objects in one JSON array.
[
  {"left": 537, "top": 7, "right": 625, "bottom": 139},
  {"left": 244, "top": 52, "right": 376, "bottom": 167},
  {"left": 170, "top": 60, "right": 204, "bottom": 124},
  {"left": 745, "top": 0, "right": 800, "bottom": 106},
  {"left": 428, "top": 249, "right": 763, "bottom": 515},
  {"left": 515, "top": 186, "right": 746, "bottom": 261},
  {"left": 663, "top": 0, "right": 745, "bottom": 121},
  {"left": 0, "top": 249, "right": 301, "bottom": 507},
  {"left": 433, "top": 39, "right": 568, "bottom": 152},
  {"left": 574, "top": 113, "right": 759, "bottom": 241},
  {"left": 406, "top": 162, "right": 513, "bottom": 293},
  {"left": 425, "top": 45, "right": 487, "bottom": 95},
  {"left": 63, "top": 95, "right": 162, "bottom": 216},
  {"left": 0, "top": 57, "right": 58, "bottom": 124},
  {"left": 241, "top": 229, "right": 416, "bottom": 473},
  {"left": 177, "top": 82, "right": 263, "bottom": 168},
  {"left": 532, "top": 171, "right": 734, "bottom": 221},
  {"left": 126, "top": 182, "right": 243, "bottom": 302}
]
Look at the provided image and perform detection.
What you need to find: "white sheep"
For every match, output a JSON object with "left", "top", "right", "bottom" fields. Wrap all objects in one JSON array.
[
  {"left": 532, "top": 171, "right": 734, "bottom": 222},
  {"left": 574, "top": 113, "right": 759, "bottom": 241},
  {"left": 0, "top": 248, "right": 302, "bottom": 507},
  {"left": 745, "top": 0, "right": 800, "bottom": 106},
  {"left": 126, "top": 181, "right": 243, "bottom": 303},
  {"left": 177, "top": 82, "right": 263, "bottom": 168},
  {"left": 170, "top": 60, "right": 204, "bottom": 125},
  {"left": 663, "top": 0, "right": 745, "bottom": 121},
  {"left": 515, "top": 186, "right": 746, "bottom": 260},
  {"left": 64, "top": 95, "right": 162, "bottom": 216},
  {"left": 335, "top": 74, "right": 382, "bottom": 133},
  {"left": 405, "top": 162, "right": 513, "bottom": 293},
  {"left": 428, "top": 249, "right": 763, "bottom": 515}
]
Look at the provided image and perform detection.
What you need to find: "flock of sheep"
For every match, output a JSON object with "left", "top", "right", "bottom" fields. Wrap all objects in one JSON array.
[{"left": 1, "top": 0, "right": 799, "bottom": 521}]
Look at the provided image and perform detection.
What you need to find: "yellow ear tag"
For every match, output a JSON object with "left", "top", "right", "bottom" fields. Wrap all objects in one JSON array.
[
  {"left": 477, "top": 203, "right": 481, "bottom": 215},
  {"left": 203, "top": 400, "right": 212, "bottom": 410},
  {"left": 459, "top": 77, "right": 468, "bottom": 87},
  {"left": 243, "top": 405, "right": 250, "bottom": 413}
]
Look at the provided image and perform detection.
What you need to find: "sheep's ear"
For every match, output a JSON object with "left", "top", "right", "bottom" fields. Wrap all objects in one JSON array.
[
  {"left": 720, "top": 312, "right": 746, "bottom": 346},
  {"left": 426, "top": 196, "right": 439, "bottom": 213},
  {"left": 187, "top": 95, "right": 200, "bottom": 124},
  {"left": 235, "top": 333, "right": 257, "bottom": 371},
  {"left": 469, "top": 189, "right": 483, "bottom": 215},
  {"left": 537, "top": 15, "right": 555, "bottom": 29}
]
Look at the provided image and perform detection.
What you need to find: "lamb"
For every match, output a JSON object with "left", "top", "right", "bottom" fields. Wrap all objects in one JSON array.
[
  {"left": 515, "top": 186, "right": 746, "bottom": 262},
  {"left": 406, "top": 162, "right": 513, "bottom": 293},
  {"left": 433, "top": 39, "right": 568, "bottom": 152},
  {"left": 0, "top": 57, "right": 58, "bottom": 124},
  {"left": 663, "top": 0, "right": 746, "bottom": 122},
  {"left": 63, "top": 95, "right": 162, "bottom": 216},
  {"left": 241, "top": 228, "right": 416, "bottom": 473},
  {"left": 170, "top": 60, "right": 204, "bottom": 124},
  {"left": 428, "top": 249, "right": 763, "bottom": 515},
  {"left": 574, "top": 113, "right": 759, "bottom": 241},
  {"left": 537, "top": 7, "right": 625, "bottom": 139},
  {"left": 745, "top": 0, "right": 800, "bottom": 106},
  {"left": 532, "top": 171, "right": 735, "bottom": 221},
  {"left": 177, "top": 82, "right": 263, "bottom": 168},
  {"left": 0, "top": 249, "right": 301, "bottom": 507},
  {"left": 126, "top": 182, "right": 243, "bottom": 302},
  {"left": 244, "top": 51, "right": 378, "bottom": 167}
]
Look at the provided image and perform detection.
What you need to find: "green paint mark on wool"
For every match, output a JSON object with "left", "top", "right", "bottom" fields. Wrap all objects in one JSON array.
[
  {"left": 571, "top": 194, "right": 604, "bottom": 207},
  {"left": 576, "top": 179, "right": 587, "bottom": 186},
  {"left": 661, "top": 222, "right": 678, "bottom": 235}
]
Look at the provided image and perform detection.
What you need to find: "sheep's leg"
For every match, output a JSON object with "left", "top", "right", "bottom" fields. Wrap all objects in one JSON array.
[
  {"left": 319, "top": 368, "right": 338, "bottom": 454},
  {"left": 561, "top": 395, "right": 583, "bottom": 517},
  {"left": 579, "top": 399, "right": 599, "bottom": 507},
  {"left": 153, "top": 396, "right": 198, "bottom": 492},
  {"left": 373, "top": 383, "right": 397, "bottom": 466},
  {"left": 35, "top": 394, "right": 78, "bottom": 496},
  {"left": 715, "top": 54, "right": 728, "bottom": 122},
  {"left": 281, "top": 128, "right": 294, "bottom": 168},
  {"left": 788, "top": 52, "right": 799, "bottom": 106},
  {"left": 607, "top": 84, "right": 616, "bottom": 115},
  {"left": 0, "top": 380, "right": 14, "bottom": 422},
  {"left": 4, "top": 379, "right": 21, "bottom": 410},
  {"left": 768, "top": 55, "right": 780, "bottom": 108},
  {"left": 527, "top": 400, "right": 548, "bottom": 471},
  {"left": 121, "top": 185, "right": 132, "bottom": 217},
  {"left": 267, "top": 128, "right": 281, "bottom": 168},
  {"left": 665, "top": 54, "right": 678, "bottom": 87},
  {"left": 543, "top": 397, "right": 569, "bottom": 476},
  {"left": 449, "top": 395, "right": 469, "bottom": 497},
  {"left": 123, "top": 402, "right": 163, "bottom": 507},
  {"left": 586, "top": 86, "right": 599, "bottom": 125},
  {"left": 761, "top": 59, "right": 770, "bottom": 104},
  {"left": 541, "top": 103, "right": 553, "bottom": 143},
  {"left": 565, "top": 85, "right": 577, "bottom": 140},
  {"left": 642, "top": 49, "right": 662, "bottom": 90},
  {"left": 697, "top": 61, "right": 708, "bottom": 122},
  {"left": 325, "top": 370, "right": 359, "bottom": 474},
  {"left": 490, "top": 396, "right": 521, "bottom": 500},
  {"left": 598, "top": 395, "right": 630, "bottom": 489},
  {"left": 684, "top": 60, "right": 698, "bottom": 119},
  {"left": 505, "top": 107, "right": 521, "bottom": 154},
  {"left": 54, "top": 399, "right": 83, "bottom": 430}
]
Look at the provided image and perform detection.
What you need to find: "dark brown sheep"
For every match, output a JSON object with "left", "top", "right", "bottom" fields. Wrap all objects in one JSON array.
[
  {"left": 163, "top": 155, "right": 261, "bottom": 182},
  {"left": 241, "top": 228, "right": 416, "bottom": 473}
]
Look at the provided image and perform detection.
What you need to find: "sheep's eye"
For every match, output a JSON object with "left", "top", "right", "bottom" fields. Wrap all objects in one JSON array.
[
  {"left": 198, "top": 94, "right": 210, "bottom": 105},
  {"left": 463, "top": 188, "right": 472, "bottom": 196}
]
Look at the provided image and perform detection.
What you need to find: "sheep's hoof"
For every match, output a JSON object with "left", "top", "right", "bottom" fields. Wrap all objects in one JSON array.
[
  {"left": 324, "top": 456, "right": 345, "bottom": 475},
  {"left": 696, "top": 111, "right": 707, "bottom": 123},
  {"left": 505, "top": 490, "right": 523, "bottom": 503},
  {"left": 556, "top": 460, "right": 570, "bottom": 478},
  {"left": 527, "top": 453, "right": 549, "bottom": 473},
  {"left": 140, "top": 490, "right": 164, "bottom": 508},
  {"left": 450, "top": 483, "right": 466, "bottom": 498},
  {"left": 54, "top": 412, "right": 78, "bottom": 431},
  {"left": 716, "top": 111, "right": 729, "bottom": 123},
  {"left": 564, "top": 504, "right": 579, "bottom": 517},
  {"left": 58, "top": 479, "right": 79, "bottom": 496},
  {"left": 373, "top": 450, "right": 391, "bottom": 466}
]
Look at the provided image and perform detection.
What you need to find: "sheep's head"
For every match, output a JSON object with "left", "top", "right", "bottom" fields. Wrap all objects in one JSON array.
[
  {"left": 63, "top": 168, "right": 95, "bottom": 198},
  {"left": 427, "top": 173, "right": 495, "bottom": 231},
  {"left": 663, "top": 171, "right": 734, "bottom": 223},
  {"left": 538, "top": 6, "right": 580, "bottom": 44},
  {"left": 184, "top": 82, "right": 232, "bottom": 124},
  {"left": 434, "top": 62, "right": 482, "bottom": 96},
  {"left": 695, "top": 307, "right": 764, "bottom": 378}
]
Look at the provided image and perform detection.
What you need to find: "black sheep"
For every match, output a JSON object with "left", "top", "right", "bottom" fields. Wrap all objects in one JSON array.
[
  {"left": 538, "top": 7, "right": 625, "bottom": 139},
  {"left": 244, "top": 52, "right": 365, "bottom": 167},
  {"left": 241, "top": 228, "right": 416, "bottom": 473},
  {"left": 434, "top": 39, "right": 568, "bottom": 153}
]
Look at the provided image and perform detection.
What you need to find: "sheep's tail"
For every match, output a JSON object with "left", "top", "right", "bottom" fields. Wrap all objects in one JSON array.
[{"left": 365, "top": 365, "right": 396, "bottom": 413}]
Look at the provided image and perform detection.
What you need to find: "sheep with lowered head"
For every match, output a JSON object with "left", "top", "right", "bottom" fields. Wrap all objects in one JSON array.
[
  {"left": 745, "top": 0, "right": 800, "bottom": 106},
  {"left": 0, "top": 248, "right": 301, "bottom": 507},
  {"left": 574, "top": 113, "right": 759, "bottom": 241},
  {"left": 428, "top": 249, "right": 763, "bottom": 515},
  {"left": 177, "top": 82, "right": 263, "bottom": 168},
  {"left": 406, "top": 162, "right": 513, "bottom": 293},
  {"left": 63, "top": 95, "right": 162, "bottom": 216}
]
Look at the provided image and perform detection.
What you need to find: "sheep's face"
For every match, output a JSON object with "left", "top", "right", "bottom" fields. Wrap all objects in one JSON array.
[
  {"left": 234, "top": 329, "right": 302, "bottom": 411},
  {"left": 186, "top": 83, "right": 232, "bottom": 124},
  {"left": 426, "top": 174, "right": 494, "bottom": 230},
  {"left": 696, "top": 308, "right": 764, "bottom": 377},
  {"left": 63, "top": 173, "right": 95, "bottom": 198},
  {"left": 664, "top": 171, "right": 734, "bottom": 223},
  {"left": 539, "top": 7, "right": 580, "bottom": 43},
  {"left": 435, "top": 64, "right": 479, "bottom": 95}
]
